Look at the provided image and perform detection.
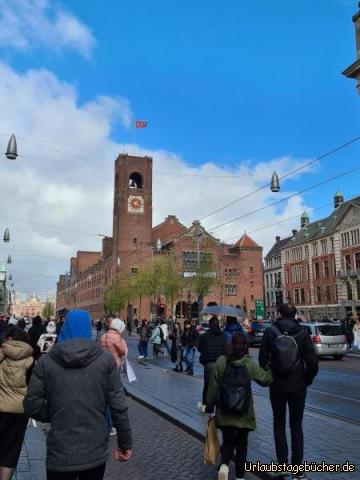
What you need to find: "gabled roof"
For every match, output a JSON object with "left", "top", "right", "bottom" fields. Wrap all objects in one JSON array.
[
  {"left": 265, "top": 237, "right": 292, "bottom": 260},
  {"left": 233, "top": 234, "right": 259, "bottom": 249},
  {"left": 286, "top": 195, "right": 360, "bottom": 248}
]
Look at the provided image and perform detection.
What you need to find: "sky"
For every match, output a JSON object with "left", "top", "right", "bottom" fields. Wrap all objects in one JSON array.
[{"left": 0, "top": 0, "right": 359, "bottom": 299}]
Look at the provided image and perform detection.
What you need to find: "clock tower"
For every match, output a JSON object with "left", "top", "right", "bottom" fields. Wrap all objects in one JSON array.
[{"left": 112, "top": 154, "right": 153, "bottom": 276}]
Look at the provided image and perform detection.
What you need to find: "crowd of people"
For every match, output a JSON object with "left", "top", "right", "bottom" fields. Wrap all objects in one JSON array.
[{"left": 0, "top": 302, "right": 348, "bottom": 480}]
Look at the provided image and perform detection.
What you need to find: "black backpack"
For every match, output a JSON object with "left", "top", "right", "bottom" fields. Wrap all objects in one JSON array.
[
  {"left": 270, "top": 325, "right": 303, "bottom": 374},
  {"left": 219, "top": 362, "right": 251, "bottom": 414}
]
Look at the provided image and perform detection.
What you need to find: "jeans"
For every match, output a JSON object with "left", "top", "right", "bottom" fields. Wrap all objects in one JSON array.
[
  {"left": 161, "top": 339, "right": 171, "bottom": 355},
  {"left": 138, "top": 341, "right": 148, "bottom": 358},
  {"left": 220, "top": 427, "right": 250, "bottom": 478},
  {"left": 175, "top": 347, "right": 183, "bottom": 370},
  {"left": 47, "top": 464, "right": 106, "bottom": 480},
  {"left": 270, "top": 389, "right": 307, "bottom": 466},
  {"left": 202, "top": 362, "right": 216, "bottom": 404},
  {"left": 183, "top": 346, "right": 195, "bottom": 373}
]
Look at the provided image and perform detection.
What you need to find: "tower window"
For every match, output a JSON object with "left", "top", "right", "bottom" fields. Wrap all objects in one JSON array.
[
  {"left": 133, "top": 238, "right": 137, "bottom": 246},
  {"left": 129, "top": 172, "right": 143, "bottom": 189}
]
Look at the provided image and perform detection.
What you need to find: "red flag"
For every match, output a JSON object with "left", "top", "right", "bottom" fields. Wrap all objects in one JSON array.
[{"left": 135, "top": 120, "right": 147, "bottom": 128}]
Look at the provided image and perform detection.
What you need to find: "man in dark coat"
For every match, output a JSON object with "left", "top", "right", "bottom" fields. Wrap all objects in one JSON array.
[
  {"left": 259, "top": 304, "right": 318, "bottom": 480},
  {"left": 24, "top": 310, "right": 132, "bottom": 479},
  {"left": 198, "top": 316, "right": 225, "bottom": 410}
]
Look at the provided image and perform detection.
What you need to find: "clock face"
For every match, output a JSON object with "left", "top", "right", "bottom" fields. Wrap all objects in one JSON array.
[{"left": 128, "top": 195, "right": 144, "bottom": 214}]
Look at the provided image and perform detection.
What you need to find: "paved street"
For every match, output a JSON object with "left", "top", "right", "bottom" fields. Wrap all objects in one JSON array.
[{"left": 124, "top": 333, "right": 360, "bottom": 480}]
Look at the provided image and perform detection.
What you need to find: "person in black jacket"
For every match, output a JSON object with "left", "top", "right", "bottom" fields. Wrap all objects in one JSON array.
[
  {"left": 198, "top": 316, "right": 225, "bottom": 412},
  {"left": 181, "top": 320, "right": 197, "bottom": 375},
  {"left": 259, "top": 304, "right": 318, "bottom": 480},
  {"left": 28, "top": 316, "right": 43, "bottom": 359}
]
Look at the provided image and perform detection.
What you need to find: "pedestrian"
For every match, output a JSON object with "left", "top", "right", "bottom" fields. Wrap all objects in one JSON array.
[
  {"left": 138, "top": 319, "right": 150, "bottom": 359},
  {"left": 160, "top": 319, "right": 171, "bottom": 356},
  {"left": 259, "top": 304, "right": 319, "bottom": 480},
  {"left": 28, "top": 315, "right": 43, "bottom": 360},
  {"left": 55, "top": 315, "right": 65, "bottom": 336},
  {"left": 24, "top": 309, "right": 132, "bottom": 480},
  {"left": 353, "top": 318, "right": 360, "bottom": 350},
  {"left": 37, "top": 321, "right": 57, "bottom": 355},
  {"left": 0, "top": 327, "right": 34, "bottom": 480},
  {"left": 343, "top": 318, "right": 354, "bottom": 350},
  {"left": 198, "top": 316, "right": 226, "bottom": 412},
  {"left": 206, "top": 332, "right": 272, "bottom": 480},
  {"left": 150, "top": 321, "right": 163, "bottom": 358},
  {"left": 17, "top": 319, "right": 27, "bottom": 331},
  {"left": 0, "top": 315, "right": 7, "bottom": 343},
  {"left": 100, "top": 318, "right": 127, "bottom": 369},
  {"left": 104, "top": 314, "right": 115, "bottom": 332},
  {"left": 223, "top": 316, "right": 244, "bottom": 344},
  {"left": 170, "top": 321, "right": 184, "bottom": 372},
  {"left": 181, "top": 320, "right": 197, "bottom": 375},
  {"left": 95, "top": 318, "right": 103, "bottom": 342}
]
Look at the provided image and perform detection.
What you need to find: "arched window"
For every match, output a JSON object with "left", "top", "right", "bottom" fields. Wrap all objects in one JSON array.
[{"left": 129, "top": 172, "right": 143, "bottom": 189}]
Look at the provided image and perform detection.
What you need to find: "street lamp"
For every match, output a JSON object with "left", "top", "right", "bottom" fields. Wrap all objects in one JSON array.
[
  {"left": 270, "top": 171, "right": 280, "bottom": 192},
  {"left": 7, "top": 255, "right": 11, "bottom": 264},
  {"left": 3, "top": 229, "right": 10, "bottom": 242},
  {"left": 8, "top": 274, "right": 12, "bottom": 281},
  {"left": 5, "top": 134, "right": 18, "bottom": 160}
]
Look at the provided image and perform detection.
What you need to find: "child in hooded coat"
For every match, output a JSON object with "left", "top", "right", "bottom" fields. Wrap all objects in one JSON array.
[{"left": 37, "top": 321, "right": 57, "bottom": 354}]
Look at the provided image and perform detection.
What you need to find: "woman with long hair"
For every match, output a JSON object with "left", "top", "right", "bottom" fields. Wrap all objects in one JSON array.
[
  {"left": 170, "top": 321, "right": 183, "bottom": 372},
  {"left": 206, "top": 332, "right": 272, "bottom": 480},
  {"left": 0, "top": 327, "right": 34, "bottom": 480}
]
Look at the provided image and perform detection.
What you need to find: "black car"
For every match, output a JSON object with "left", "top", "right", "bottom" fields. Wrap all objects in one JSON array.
[{"left": 247, "top": 321, "right": 271, "bottom": 346}]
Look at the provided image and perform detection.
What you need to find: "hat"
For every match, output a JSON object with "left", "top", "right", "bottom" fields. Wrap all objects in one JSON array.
[{"left": 111, "top": 318, "right": 125, "bottom": 335}]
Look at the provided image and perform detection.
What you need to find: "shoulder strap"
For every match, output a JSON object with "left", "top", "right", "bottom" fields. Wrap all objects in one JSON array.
[{"left": 270, "top": 325, "right": 282, "bottom": 337}]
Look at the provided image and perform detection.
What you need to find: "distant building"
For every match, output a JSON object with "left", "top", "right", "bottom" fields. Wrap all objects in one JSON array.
[
  {"left": 264, "top": 235, "right": 291, "bottom": 318},
  {"left": 343, "top": 4, "right": 360, "bottom": 93},
  {"left": 11, "top": 292, "right": 56, "bottom": 318},
  {"left": 56, "top": 154, "right": 264, "bottom": 320},
  {"left": 282, "top": 193, "right": 360, "bottom": 320}
]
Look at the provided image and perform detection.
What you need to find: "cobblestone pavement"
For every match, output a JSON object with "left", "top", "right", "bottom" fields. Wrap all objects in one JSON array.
[
  {"left": 105, "top": 399, "right": 257, "bottom": 480},
  {"left": 124, "top": 336, "right": 360, "bottom": 480}
]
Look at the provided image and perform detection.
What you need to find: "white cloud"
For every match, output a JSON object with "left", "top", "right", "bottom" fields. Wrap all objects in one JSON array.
[
  {"left": 0, "top": 0, "right": 95, "bottom": 58},
  {"left": 0, "top": 61, "right": 314, "bottom": 299}
]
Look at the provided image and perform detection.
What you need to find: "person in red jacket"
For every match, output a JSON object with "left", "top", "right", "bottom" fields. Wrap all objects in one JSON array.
[{"left": 100, "top": 318, "right": 127, "bottom": 369}]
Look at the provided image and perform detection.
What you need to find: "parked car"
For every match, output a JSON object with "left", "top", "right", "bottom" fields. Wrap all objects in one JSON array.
[
  {"left": 300, "top": 322, "right": 348, "bottom": 359},
  {"left": 247, "top": 321, "right": 271, "bottom": 346}
]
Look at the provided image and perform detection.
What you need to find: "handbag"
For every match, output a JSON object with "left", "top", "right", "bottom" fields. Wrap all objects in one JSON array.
[
  {"left": 204, "top": 417, "right": 220, "bottom": 464},
  {"left": 125, "top": 357, "right": 137, "bottom": 383}
]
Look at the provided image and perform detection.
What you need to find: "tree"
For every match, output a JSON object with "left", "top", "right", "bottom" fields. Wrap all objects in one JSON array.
[
  {"left": 41, "top": 301, "right": 55, "bottom": 318},
  {"left": 160, "top": 255, "right": 184, "bottom": 317},
  {"left": 191, "top": 255, "right": 218, "bottom": 317},
  {"left": 131, "top": 269, "right": 150, "bottom": 318},
  {"left": 103, "top": 282, "right": 127, "bottom": 315}
]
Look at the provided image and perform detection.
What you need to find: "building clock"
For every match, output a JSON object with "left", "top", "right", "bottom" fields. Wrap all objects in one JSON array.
[{"left": 128, "top": 195, "right": 144, "bottom": 214}]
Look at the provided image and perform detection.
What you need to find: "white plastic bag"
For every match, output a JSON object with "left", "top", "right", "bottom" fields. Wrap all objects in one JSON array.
[{"left": 125, "top": 357, "right": 137, "bottom": 383}]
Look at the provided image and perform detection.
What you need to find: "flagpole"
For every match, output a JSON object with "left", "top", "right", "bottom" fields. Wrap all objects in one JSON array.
[{"left": 133, "top": 123, "right": 136, "bottom": 155}]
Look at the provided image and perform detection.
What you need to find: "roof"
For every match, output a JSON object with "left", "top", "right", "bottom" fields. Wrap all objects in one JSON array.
[
  {"left": 265, "top": 236, "right": 292, "bottom": 260},
  {"left": 285, "top": 195, "right": 360, "bottom": 248},
  {"left": 233, "top": 234, "right": 259, "bottom": 249}
]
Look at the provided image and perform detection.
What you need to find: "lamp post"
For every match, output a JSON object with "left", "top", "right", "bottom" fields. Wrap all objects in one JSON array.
[
  {"left": 7, "top": 255, "right": 11, "bottom": 264},
  {"left": 5, "top": 134, "right": 18, "bottom": 160},
  {"left": 3, "top": 229, "right": 10, "bottom": 243},
  {"left": 271, "top": 171, "right": 280, "bottom": 192}
]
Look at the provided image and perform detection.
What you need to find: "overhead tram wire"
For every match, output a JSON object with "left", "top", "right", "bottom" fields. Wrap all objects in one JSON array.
[
  {"left": 198, "top": 135, "right": 360, "bottom": 222},
  {"left": 206, "top": 162, "right": 360, "bottom": 234}
]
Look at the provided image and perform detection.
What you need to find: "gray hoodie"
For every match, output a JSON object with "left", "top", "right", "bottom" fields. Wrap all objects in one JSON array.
[{"left": 23, "top": 339, "right": 132, "bottom": 472}]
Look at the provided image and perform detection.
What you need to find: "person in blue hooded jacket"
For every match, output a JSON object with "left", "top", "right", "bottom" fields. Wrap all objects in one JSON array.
[
  {"left": 223, "top": 316, "right": 244, "bottom": 344},
  {"left": 24, "top": 310, "right": 132, "bottom": 480}
]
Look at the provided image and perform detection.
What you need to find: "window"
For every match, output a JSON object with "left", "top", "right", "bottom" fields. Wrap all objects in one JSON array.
[
  {"left": 316, "top": 286, "right": 321, "bottom": 303},
  {"left": 323, "top": 260, "right": 329, "bottom": 279},
  {"left": 333, "top": 258, "right": 337, "bottom": 277},
  {"left": 266, "top": 274, "right": 269, "bottom": 288},
  {"left": 250, "top": 281, "right": 254, "bottom": 287},
  {"left": 312, "top": 242, "right": 318, "bottom": 256},
  {"left": 270, "top": 274, "right": 273, "bottom": 287},
  {"left": 250, "top": 295, "right": 254, "bottom": 301},
  {"left": 224, "top": 284, "right": 237, "bottom": 296},
  {"left": 294, "top": 289, "right": 300, "bottom": 304},
  {"left": 285, "top": 268, "right": 289, "bottom": 285},
  {"left": 357, "top": 280, "right": 360, "bottom": 301},
  {"left": 133, "top": 238, "right": 137, "bottom": 245},
  {"left": 321, "top": 239, "right": 328, "bottom": 254},
  {"left": 129, "top": 172, "right": 143, "bottom": 189},
  {"left": 345, "top": 254, "right": 352, "bottom": 271},
  {"left": 130, "top": 266, "right": 139, "bottom": 274},
  {"left": 305, "top": 245, "right": 309, "bottom": 259},
  {"left": 314, "top": 263, "right": 320, "bottom": 280},
  {"left": 355, "top": 252, "right": 360, "bottom": 270},
  {"left": 324, "top": 285, "right": 331, "bottom": 303},
  {"left": 346, "top": 282, "right": 353, "bottom": 300},
  {"left": 250, "top": 266, "right": 253, "bottom": 273},
  {"left": 330, "top": 237, "right": 334, "bottom": 253},
  {"left": 300, "top": 288, "right": 306, "bottom": 303},
  {"left": 266, "top": 292, "right": 270, "bottom": 307}
]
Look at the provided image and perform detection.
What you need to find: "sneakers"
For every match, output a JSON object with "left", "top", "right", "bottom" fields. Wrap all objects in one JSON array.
[
  {"left": 109, "top": 428, "right": 117, "bottom": 436},
  {"left": 138, "top": 355, "right": 144, "bottom": 360},
  {"left": 197, "top": 402, "right": 206, "bottom": 413},
  {"left": 218, "top": 464, "right": 229, "bottom": 480}
]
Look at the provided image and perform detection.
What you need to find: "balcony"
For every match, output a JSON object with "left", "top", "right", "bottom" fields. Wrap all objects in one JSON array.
[{"left": 337, "top": 269, "right": 359, "bottom": 280}]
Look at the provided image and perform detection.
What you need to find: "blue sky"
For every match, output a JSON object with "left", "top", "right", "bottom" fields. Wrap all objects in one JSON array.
[{"left": 0, "top": 0, "right": 359, "bottom": 295}]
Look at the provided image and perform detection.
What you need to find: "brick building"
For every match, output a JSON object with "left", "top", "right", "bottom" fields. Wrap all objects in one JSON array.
[
  {"left": 343, "top": 3, "right": 360, "bottom": 93},
  {"left": 56, "top": 154, "right": 264, "bottom": 320},
  {"left": 282, "top": 193, "right": 360, "bottom": 320}
]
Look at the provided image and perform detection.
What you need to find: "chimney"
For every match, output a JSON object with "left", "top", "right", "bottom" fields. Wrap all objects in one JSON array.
[
  {"left": 276, "top": 236, "right": 281, "bottom": 243},
  {"left": 292, "top": 229, "right": 298, "bottom": 237}
]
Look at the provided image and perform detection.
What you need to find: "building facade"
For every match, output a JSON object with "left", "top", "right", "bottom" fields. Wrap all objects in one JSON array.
[
  {"left": 282, "top": 193, "right": 360, "bottom": 320},
  {"left": 264, "top": 236, "right": 291, "bottom": 318},
  {"left": 56, "top": 154, "right": 264, "bottom": 320},
  {"left": 343, "top": 4, "right": 360, "bottom": 93}
]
